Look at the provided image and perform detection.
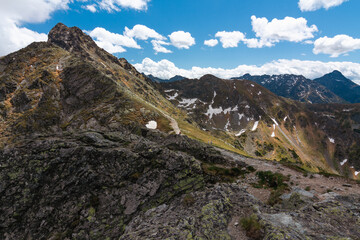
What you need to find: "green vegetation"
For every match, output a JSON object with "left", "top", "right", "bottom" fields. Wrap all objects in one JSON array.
[
  {"left": 254, "top": 171, "right": 289, "bottom": 190},
  {"left": 267, "top": 188, "right": 285, "bottom": 206},
  {"left": 255, "top": 141, "right": 274, "bottom": 157},
  {"left": 253, "top": 171, "right": 290, "bottom": 206},
  {"left": 202, "top": 163, "right": 250, "bottom": 182},
  {"left": 240, "top": 214, "right": 264, "bottom": 240}
]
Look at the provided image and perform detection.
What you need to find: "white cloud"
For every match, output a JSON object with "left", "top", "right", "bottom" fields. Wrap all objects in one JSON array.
[
  {"left": 124, "top": 24, "right": 165, "bottom": 40},
  {"left": 213, "top": 16, "right": 318, "bottom": 49},
  {"left": 87, "top": 27, "right": 141, "bottom": 53},
  {"left": 215, "top": 31, "right": 245, "bottom": 48},
  {"left": 168, "top": 31, "right": 195, "bottom": 49},
  {"left": 98, "top": 0, "right": 151, "bottom": 11},
  {"left": 151, "top": 40, "right": 172, "bottom": 54},
  {"left": 204, "top": 39, "right": 219, "bottom": 47},
  {"left": 250, "top": 16, "right": 318, "bottom": 46},
  {"left": 313, "top": 34, "right": 360, "bottom": 57},
  {"left": 134, "top": 57, "right": 360, "bottom": 84},
  {"left": 298, "top": 0, "right": 348, "bottom": 11},
  {"left": 0, "top": 0, "right": 70, "bottom": 56},
  {"left": 84, "top": 4, "right": 97, "bottom": 13}
]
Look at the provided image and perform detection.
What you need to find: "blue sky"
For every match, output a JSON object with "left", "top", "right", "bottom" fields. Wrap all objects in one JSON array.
[{"left": 1, "top": 0, "right": 360, "bottom": 82}]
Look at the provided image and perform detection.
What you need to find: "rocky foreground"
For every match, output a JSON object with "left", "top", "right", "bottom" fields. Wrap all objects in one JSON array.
[{"left": 1, "top": 127, "right": 360, "bottom": 240}]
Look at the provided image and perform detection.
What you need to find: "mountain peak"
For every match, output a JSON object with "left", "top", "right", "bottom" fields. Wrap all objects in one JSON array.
[
  {"left": 327, "top": 70, "right": 346, "bottom": 79},
  {"left": 199, "top": 74, "right": 219, "bottom": 81},
  {"left": 48, "top": 22, "right": 97, "bottom": 54}
]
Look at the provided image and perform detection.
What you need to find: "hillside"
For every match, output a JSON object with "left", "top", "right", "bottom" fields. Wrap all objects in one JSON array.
[
  {"left": 232, "top": 73, "right": 346, "bottom": 104},
  {"left": 161, "top": 75, "right": 360, "bottom": 178}
]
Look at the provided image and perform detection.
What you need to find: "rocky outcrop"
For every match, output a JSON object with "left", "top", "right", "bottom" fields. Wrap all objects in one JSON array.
[{"left": 0, "top": 130, "right": 208, "bottom": 239}]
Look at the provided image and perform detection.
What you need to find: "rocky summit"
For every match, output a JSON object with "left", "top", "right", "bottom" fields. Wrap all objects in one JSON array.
[{"left": 1, "top": 23, "right": 360, "bottom": 240}]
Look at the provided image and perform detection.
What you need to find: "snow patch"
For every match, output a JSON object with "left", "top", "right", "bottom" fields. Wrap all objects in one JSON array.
[
  {"left": 164, "top": 89, "right": 176, "bottom": 93},
  {"left": 167, "top": 92, "right": 178, "bottom": 100},
  {"left": 146, "top": 121, "right": 157, "bottom": 129},
  {"left": 340, "top": 159, "right": 348, "bottom": 166},
  {"left": 257, "top": 91, "right": 262, "bottom": 95},
  {"left": 251, "top": 121, "right": 259, "bottom": 131},
  {"left": 284, "top": 116, "right": 288, "bottom": 122},
  {"left": 271, "top": 132, "right": 275, "bottom": 138},
  {"left": 179, "top": 98, "right": 198, "bottom": 107},
  {"left": 224, "top": 119, "right": 230, "bottom": 131},
  {"left": 251, "top": 84, "right": 255, "bottom": 87},
  {"left": 235, "top": 129, "right": 246, "bottom": 137},
  {"left": 328, "top": 138, "right": 335, "bottom": 144},
  {"left": 223, "top": 106, "right": 238, "bottom": 114},
  {"left": 245, "top": 105, "right": 250, "bottom": 109},
  {"left": 355, "top": 171, "right": 359, "bottom": 176},
  {"left": 271, "top": 118, "right": 279, "bottom": 126},
  {"left": 206, "top": 106, "right": 224, "bottom": 119}
]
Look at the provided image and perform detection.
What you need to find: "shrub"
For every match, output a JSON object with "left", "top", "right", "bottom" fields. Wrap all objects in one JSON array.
[
  {"left": 305, "top": 186, "right": 311, "bottom": 191},
  {"left": 267, "top": 187, "right": 286, "bottom": 206},
  {"left": 240, "top": 214, "right": 263, "bottom": 240},
  {"left": 202, "top": 164, "right": 248, "bottom": 183},
  {"left": 255, "top": 171, "right": 289, "bottom": 190},
  {"left": 246, "top": 165, "right": 256, "bottom": 173}
]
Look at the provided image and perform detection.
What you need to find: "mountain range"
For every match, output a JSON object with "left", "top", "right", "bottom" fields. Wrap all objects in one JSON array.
[
  {"left": 1, "top": 23, "right": 360, "bottom": 239},
  {"left": 232, "top": 73, "right": 347, "bottom": 104},
  {"left": 147, "top": 74, "right": 186, "bottom": 83},
  {"left": 148, "top": 71, "right": 360, "bottom": 104}
]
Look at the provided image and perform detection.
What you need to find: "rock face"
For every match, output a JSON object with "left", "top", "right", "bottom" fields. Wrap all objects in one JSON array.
[
  {"left": 233, "top": 73, "right": 346, "bottom": 104},
  {"left": 1, "top": 23, "right": 360, "bottom": 240},
  {"left": 314, "top": 70, "right": 360, "bottom": 103},
  {"left": 0, "top": 130, "right": 208, "bottom": 239}
]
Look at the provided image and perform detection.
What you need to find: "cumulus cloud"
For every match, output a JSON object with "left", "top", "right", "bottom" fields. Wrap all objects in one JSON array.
[
  {"left": 87, "top": 27, "right": 141, "bottom": 53},
  {"left": 204, "top": 39, "right": 219, "bottom": 47},
  {"left": 151, "top": 40, "right": 172, "bottom": 54},
  {"left": 215, "top": 31, "right": 245, "bottom": 48},
  {"left": 0, "top": 0, "right": 70, "bottom": 56},
  {"left": 98, "top": 0, "right": 151, "bottom": 12},
  {"left": 298, "top": 0, "right": 348, "bottom": 11},
  {"left": 213, "top": 16, "right": 318, "bottom": 49},
  {"left": 124, "top": 24, "right": 165, "bottom": 40},
  {"left": 84, "top": 4, "right": 97, "bottom": 13},
  {"left": 134, "top": 57, "right": 360, "bottom": 83},
  {"left": 313, "top": 34, "right": 360, "bottom": 57},
  {"left": 250, "top": 16, "right": 318, "bottom": 46},
  {"left": 168, "top": 31, "right": 195, "bottom": 49}
]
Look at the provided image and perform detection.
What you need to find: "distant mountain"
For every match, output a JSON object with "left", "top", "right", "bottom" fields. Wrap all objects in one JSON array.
[
  {"left": 232, "top": 73, "right": 346, "bottom": 104},
  {"left": 147, "top": 74, "right": 185, "bottom": 83},
  {"left": 314, "top": 70, "right": 360, "bottom": 103},
  {"left": 161, "top": 74, "right": 360, "bottom": 176}
]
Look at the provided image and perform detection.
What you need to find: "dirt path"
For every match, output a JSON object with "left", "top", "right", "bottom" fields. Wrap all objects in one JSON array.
[
  {"left": 217, "top": 148, "right": 360, "bottom": 199},
  {"left": 156, "top": 108, "right": 181, "bottom": 134}
]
